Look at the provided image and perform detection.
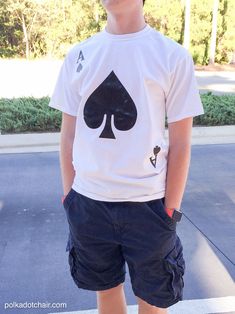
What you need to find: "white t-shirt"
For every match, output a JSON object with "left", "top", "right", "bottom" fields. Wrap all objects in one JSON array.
[{"left": 48, "top": 24, "right": 204, "bottom": 202}]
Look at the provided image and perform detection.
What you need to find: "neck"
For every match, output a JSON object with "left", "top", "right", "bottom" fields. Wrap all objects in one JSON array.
[{"left": 106, "top": 10, "right": 146, "bottom": 35}]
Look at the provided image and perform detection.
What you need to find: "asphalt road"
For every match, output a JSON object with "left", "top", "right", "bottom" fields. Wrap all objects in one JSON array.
[{"left": 0, "top": 144, "right": 235, "bottom": 314}]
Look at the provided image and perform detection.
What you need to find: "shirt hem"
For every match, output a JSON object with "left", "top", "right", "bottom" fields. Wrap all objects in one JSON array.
[
  {"left": 48, "top": 102, "right": 77, "bottom": 117},
  {"left": 71, "top": 182, "right": 165, "bottom": 202},
  {"left": 167, "top": 110, "right": 204, "bottom": 123}
]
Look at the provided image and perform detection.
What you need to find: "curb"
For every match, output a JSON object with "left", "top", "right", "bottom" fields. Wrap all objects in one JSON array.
[
  {"left": 0, "top": 126, "right": 235, "bottom": 154},
  {"left": 0, "top": 132, "right": 60, "bottom": 154}
]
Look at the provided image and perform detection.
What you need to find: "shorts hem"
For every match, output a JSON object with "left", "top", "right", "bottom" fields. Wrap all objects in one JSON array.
[
  {"left": 132, "top": 287, "right": 183, "bottom": 309},
  {"left": 72, "top": 274, "right": 126, "bottom": 292}
]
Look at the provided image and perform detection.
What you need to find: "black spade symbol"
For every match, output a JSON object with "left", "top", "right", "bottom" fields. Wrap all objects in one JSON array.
[
  {"left": 83, "top": 71, "right": 137, "bottom": 139},
  {"left": 150, "top": 146, "right": 161, "bottom": 168},
  {"left": 153, "top": 146, "right": 161, "bottom": 156}
]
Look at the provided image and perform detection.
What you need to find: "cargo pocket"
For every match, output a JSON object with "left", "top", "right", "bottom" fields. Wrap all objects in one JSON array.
[
  {"left": 68, "top": 246, "right": 76, "bottom": 277},
  {"left": 68, "top": 245, "right": 82, "bottom": 288},
  {"left": 64, "top": 231, "right": 79, "bottom": 285},
  {"left": 163, "top": 236, "right": 185, "bottom": 300},
  {"left": 66, "top": 232, "right": 73, "bottom": 252}
]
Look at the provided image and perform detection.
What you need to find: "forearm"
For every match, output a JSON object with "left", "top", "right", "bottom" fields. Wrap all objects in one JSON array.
[
  {"left": 60, "top": 133, "right": 75, "bottom": 196},
  {"left": 164, "top": 143, "right": 191, "bottom": 209}
]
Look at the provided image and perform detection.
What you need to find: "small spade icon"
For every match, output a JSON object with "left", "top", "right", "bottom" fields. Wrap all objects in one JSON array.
[
  {"left": 150, "top": 146, "right": 161, "bottom": 168},
  {"left": 83, "top": 71, "right": 137, "bottom": 139},
  {"left": 76, "top": 50, "right": 84, "bottom": 73}
]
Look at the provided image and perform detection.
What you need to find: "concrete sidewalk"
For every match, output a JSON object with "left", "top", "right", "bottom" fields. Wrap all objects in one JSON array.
[
  {"left": 0, "top": 125, "right": 235, "bottom": 154},
  {"left": 0, "top": 59, "right": 234, "bottom": 98}
]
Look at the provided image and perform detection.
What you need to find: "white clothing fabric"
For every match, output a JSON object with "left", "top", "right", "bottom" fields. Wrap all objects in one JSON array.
[{"left": 48, "top": 24, "right": 204, "bottom": 201}]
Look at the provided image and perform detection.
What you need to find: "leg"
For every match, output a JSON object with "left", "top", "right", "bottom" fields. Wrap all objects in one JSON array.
[
  {"left": 120, "top": 199, "right": 185, "bottom": 311},
  {"left": 64, "top": 192, "right": 127, "bottom": 310},
  {"left": 97, "top": 283, "right": 127, "bottom": 314},
  {"left": 137, "top": 296, "right": 168, "bottom": 314}
]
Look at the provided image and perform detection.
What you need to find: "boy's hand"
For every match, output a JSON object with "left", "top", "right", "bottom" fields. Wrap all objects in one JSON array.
[
  {"left": 61, "top": 195, "right": 66, "bottom": 204},
  {"left": 164, "top": 206, "right": 183, "bottom": 222},
  {"left": 164, "top": 207, "right": 174, "bottom": 218}
]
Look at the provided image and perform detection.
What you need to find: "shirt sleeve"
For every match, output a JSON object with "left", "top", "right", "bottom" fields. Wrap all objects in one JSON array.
[
  {"left": 48, "top": 50, "right": 80, "bottom": 117},
  {"left": 165, "top": 51, "right": 204, "bottom": 123}
]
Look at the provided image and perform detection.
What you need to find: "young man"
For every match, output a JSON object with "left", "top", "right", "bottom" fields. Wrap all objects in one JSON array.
[{"left": 48, "top": 0, "right": 204, "bottom": 313}]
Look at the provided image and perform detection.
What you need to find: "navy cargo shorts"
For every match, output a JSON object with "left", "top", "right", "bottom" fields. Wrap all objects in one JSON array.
[{"left": 62, "top": 188, "right": 185, "bottom": 309}]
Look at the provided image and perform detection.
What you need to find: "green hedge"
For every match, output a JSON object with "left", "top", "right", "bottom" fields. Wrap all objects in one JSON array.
[
  {"left": 193, "top": 92, "right": 235, "bottom": 126},
  {"left": 0, "top": 97, "right": 61, "bottom": 134},
  {"left": 0, "top": 92, "right": 234, "bottom": 134}
]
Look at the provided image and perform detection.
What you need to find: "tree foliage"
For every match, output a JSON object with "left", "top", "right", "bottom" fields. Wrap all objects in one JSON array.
[{"left": 0, "top": 0, "right": 234, "bottom": 64}]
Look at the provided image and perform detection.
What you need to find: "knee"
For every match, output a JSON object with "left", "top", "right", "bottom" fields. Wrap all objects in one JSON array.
[
  {"left": 96, "top": 283, "right": 124, "bottom": 296},
  {"left": 137, "top": 296, "right": 168, "bottom": 314}
]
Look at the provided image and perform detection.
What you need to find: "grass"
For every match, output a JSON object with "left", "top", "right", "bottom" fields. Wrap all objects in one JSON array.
[{"left": 0, "top": 92, "right": 234, "bottom": 134}]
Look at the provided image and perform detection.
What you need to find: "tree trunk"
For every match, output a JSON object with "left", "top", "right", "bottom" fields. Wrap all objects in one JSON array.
[
  {"left": 22, "top": 13, "right": 29, "bottom": 59},
  {"left": 230, "top": 50, "right": 235, "bottom": 64},
  {"left": 209, "top": 0, "right": 219, "bottom": 65}
]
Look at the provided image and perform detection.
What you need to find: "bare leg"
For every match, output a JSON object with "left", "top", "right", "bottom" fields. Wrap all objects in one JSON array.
[
  {"left": 137, "top": 296, "right": 168, "bottom": 314},
  {"left": 96, "top": 283, "right": 127, "bottom": 314}
]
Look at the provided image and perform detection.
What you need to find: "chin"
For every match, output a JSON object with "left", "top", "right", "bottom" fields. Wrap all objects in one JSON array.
[
  {"left": 102, "top": 0, "right": 125, "bottom": 11},
  {"left": 102, "top": 0, "right": 139, "bottom": 15}
]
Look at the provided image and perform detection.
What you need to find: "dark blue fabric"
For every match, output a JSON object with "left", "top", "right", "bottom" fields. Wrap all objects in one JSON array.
[{"left": 62, "top": 188, "right": 185, "bottom": 309}]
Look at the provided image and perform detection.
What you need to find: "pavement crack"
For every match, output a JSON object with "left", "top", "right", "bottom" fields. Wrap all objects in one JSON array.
[{"left": 182, "top": 212, "right": 235, "bottom": 266}]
